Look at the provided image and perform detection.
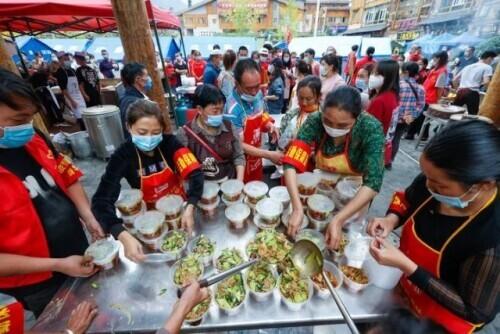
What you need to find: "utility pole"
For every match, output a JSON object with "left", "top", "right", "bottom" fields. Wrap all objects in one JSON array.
[
  {"left": 0, "top": 35, "right": 48, "bottom": 134},
  {"left": 110, "top": 0, "right": 171, "bottom": 132},
  {"left": 313, "top": 0, "right": 320, "bottom": 37},
  {"left": 479, "top": 66, "right": 500, "bottom": 127}
]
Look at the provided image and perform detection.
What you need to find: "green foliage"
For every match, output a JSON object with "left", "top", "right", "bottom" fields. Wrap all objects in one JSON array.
[{"left": 224, "top": 0, "right": 257, "bottom": 34}]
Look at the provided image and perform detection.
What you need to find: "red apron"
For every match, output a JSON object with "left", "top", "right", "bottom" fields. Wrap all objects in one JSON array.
[
  {"left": 136, "top": 149, "right": 185, "bottom": 208},
  {"left": 315, "top": 134, "right": 362, "bottom": 177},
  {"left": 399, "top": 194, "right": 496, "bottom": 334},
  {"left": 243, "top": 112, "right": 265, "bottom": 182},
  {"left": 423, "top": 66, "right": 447, "bottom": 104}
]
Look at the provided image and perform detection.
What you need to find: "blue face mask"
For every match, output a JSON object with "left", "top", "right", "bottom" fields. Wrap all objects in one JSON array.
[
  {"left": 132, "top": 134, "right": 163, "bottom": 152},
  {"left": 355, "top": 79, "right": 368, "bottom": 92},
  {"left": 241, "top": 93, "right": 258, "bottom": 103},
  {"left": 144, "top": 76, "right": 153, "bottom": 92},
  {"left": 206, "top": 114, "right": 223, "bottom": 127},
  {"left": 428, "top": 187, "right": 480, "bottom": 209},
  {"left": 0, "top": 122, "right": 35, "bottom": 148}
]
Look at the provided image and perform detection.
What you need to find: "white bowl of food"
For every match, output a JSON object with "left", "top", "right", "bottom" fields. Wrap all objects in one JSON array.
[
  {"left": 296, "top": 229, "right": 326, "bottom": 252},
  {"left": 243, "top": 181, "right": 269, "bottom": 205},
  {"left": 307, "top": 212, "right": 332, "bottom": 233},
  {"left": 121, "top": 201, "right": 146, "bottom": 230},
  {"left": 188, "top": 234, "right": 216, "bottom": 267},
  {"left": 172, "top": 254, "right": 204, "bottom": 289},
  {"left": 155, "top": 194, "right": 184, "bottom": 221},
  {"left": 246, "top": 229, "right": 292, "bottom": 265},
  {"left": 255, "top": 198, "right": 283, "bottom": 228},
  {"left": 214, "top": 248, "right": 245, "bottom": 273},
  {"left": 85, "top": 238, "right": 120, "bottom": 270},
  {"left": 115, "top": 189, "right": 143, "bottom": 216},
  {"left": 134, "top": 210, "right": 166, "bottom": 240},
  {"left": 165, "top": 216, "right": 182, "bottom": 230},
  {"left": 331, "top": 232, "right": 350, "bottom": 261},
  {"left": 335, "top": 177, "right": 362, "bottom": 206},
  {"left": 225, "top": 203, "right": 251, "bottom": 229},
  {"left": 159, "top": 229, "right": 188, "bottom": 260},
  {"left": 268, "top": 186, "right": 290, "bottom": 209},
  {"left": 316, "top": 183, "right": 336, "bottom": 200},
  {"left": 221, "top": 179, "right": 244, "bottom": 202},
  {"left": 341, "top": 263, "right": 370, "bottom": 293},
  {"left": 200, "top": 181, "right": 220, "bottom": 206},
  {"left": 279, "top": 268, "right": 313, "bottom": 311},
  {"left": 282, "top": 205, "right": 309, "bottom": 231},
  {"left": 313, "top": 169, "right": 341, "bottom": 189},
  {"left": 197, "top": 196, "right": 220, "bottom": 218},
  {"left": 307, "top": 194, "right": 335, "bottom": 221},
  {"left": 221, "top": 193, "right": 245, "bottom": 207},
  {"left": 184, "top": 292, "right": 212, "bottom": 326},
  {"left": 245, "top": 263, "right": 277, "bottom": 302},
  {"left": 215, "top": 274, "right": 247, "bottom": 315},
  {"left": 297, "top": 172, "right": 320, "bottom": 196},
  {"left": 311, "top": 261, "right": 343, "bottom": 299}
]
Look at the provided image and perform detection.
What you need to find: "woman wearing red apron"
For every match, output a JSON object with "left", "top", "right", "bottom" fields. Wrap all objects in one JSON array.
[
  {"left": 92, "top": 100, "right": 203, "bottom": 263},
  {"left": 367, "top": 120, "right": 500, "bottom": 333},
  {"left": 283, "top": 87, "right": 385, "bottom": 249}
]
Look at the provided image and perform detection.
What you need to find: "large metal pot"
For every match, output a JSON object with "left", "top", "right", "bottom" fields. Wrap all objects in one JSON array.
[
  {"left": 82, "top": 105, "right": 125, "bottom": 159},
  {"left": 66, "top": 131, "right": 93, "bottom": 159}
]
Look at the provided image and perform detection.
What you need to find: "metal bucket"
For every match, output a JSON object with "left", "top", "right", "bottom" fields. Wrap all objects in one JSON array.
[
  {"left": 82, "top": 105, "right": 125, "bottom": 159},
  {"left": 66, "top": 131, "right": 93, "bottom": 159}
]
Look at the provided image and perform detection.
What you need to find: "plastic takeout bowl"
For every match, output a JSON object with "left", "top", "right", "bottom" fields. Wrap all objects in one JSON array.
[
  {"left": 225, "top": 203, "right": 251, "bottom": 229},
  {"left": 155, "top": 195, "right": 184, "bottom": 220}
]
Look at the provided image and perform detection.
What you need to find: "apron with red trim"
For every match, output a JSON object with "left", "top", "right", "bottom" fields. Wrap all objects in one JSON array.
[
  {"left": 315, "top": 134, "right": 362, "bottom": 177},
  {"left": 399, "top": 192, "right": 497, "bottom": 334},
  {"left": 243, "top": 112, "right": 265, "bottom": 182},
  {"left": 136, "top": 149, "right": 185, "bottom": 208}
]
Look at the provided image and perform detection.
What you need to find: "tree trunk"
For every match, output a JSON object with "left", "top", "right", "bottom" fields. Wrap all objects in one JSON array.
[
  {"left": 0, "top": 35, "right": 48, "bottom": 134},
  {"left": 110, "top": 0, "right": 171, "bottom": 133},
  {"left": 479, "top": 67, "right": 500, "bottom": 127}
]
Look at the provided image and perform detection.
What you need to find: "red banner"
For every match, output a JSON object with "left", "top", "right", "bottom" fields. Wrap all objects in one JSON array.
[{"left": 0, "top": 302, "right": 24, "bottom": 334}]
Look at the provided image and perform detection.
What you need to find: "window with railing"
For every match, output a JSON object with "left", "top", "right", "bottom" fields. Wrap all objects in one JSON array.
[
  {"left": 440, "top": 0, "right": 474, "bottom": 12},
  {"left": 364, "top": 5, "right": 389, "bottom": 25}
]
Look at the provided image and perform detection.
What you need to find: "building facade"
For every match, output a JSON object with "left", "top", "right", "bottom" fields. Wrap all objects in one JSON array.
[
  {"left": 420, "top": 0, "right": 476, "bottom": 34},
  {"left": 468, "top": 0, "right": 500, "bottom": 37},
  {"left": 303, "top": 0, "right": 350, "bottom": 35},
  {"left": 345, "top": 0, "right": 391, "bottom": 36}
]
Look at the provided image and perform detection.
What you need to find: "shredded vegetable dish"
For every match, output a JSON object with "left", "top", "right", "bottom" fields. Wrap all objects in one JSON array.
[
  {"left": 246, "top": 263, "right": 276, "bottom": 293},
  {"left": 246, "top": 230, "right": 292, "bottom": 264},
  {"left": 341, "top": 265, "right": 369, "bottom": 284},
  {"left": 311, "top": 271, "right": 339, "bottom": 289},
  {"left": 279, "top": 268, "right": 309, "bottom": 303},
  {"left": 192, "top": 235, "right": 215, "bottom": 257},
  {"left": 186, "top": 294, "right": 211, "bottom": 321},
  {"left": 215, "top": 274, "right": 246, "bottom": 310},
  {"left": 161, "top": 230, "right": 187, "bottom": 252},
  {"left": 216, "top": 248, "right": 244, "bottom": 272},
  {"left": 174, "top": 255, "right": 202, "bottom": 286}
]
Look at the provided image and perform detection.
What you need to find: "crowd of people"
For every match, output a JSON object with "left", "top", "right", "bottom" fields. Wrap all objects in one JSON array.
[{"left": 2, "top": 40, "right": 499, "bottom": 334}]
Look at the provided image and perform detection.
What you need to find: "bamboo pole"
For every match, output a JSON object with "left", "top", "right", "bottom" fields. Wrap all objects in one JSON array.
[
  {"left": 0, "top": 35, "right": 48, "bottom": 134},
  {"left": 479, "top": 67, "right": 500, "bottom": 127},
  {"left": 110, "top": 0, "right": 171, "bottom": 133}
]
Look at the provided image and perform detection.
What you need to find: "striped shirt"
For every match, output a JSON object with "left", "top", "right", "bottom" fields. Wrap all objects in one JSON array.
[{"left": 398, "top": 78, "right": 425, "bottom": 120}]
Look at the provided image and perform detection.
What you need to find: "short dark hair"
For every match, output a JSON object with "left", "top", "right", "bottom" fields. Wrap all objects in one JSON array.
[
  {"left": 402, "top": 62, "right": 419, "bottom": 78},
  {"left": 234, "top": 58, "right": 260, "bottom": 84},
  {"left": 375, "top": 60, "right": 400, "bottom": 97},
  {"left": 270, "top": 58, "right": 285, "bottom": 83},
  {"left": 421, "top": 58, "right": 429, "bottom": 66},
  {"left": 0, "top": 68, "right": 44, "bottom": 114},
  {"left": 323, "top": 86, "right": 362, "bottom": 118},
  {"left": 263, "top": 43, "right": 272, "bottom": 52},
  {"left": 213, "top": 44, "right": 221, "bottom": 50},
  {"left": 121, "top": 62, "right": 146, "bottom": 86},
  {"left": 366, "top": 46, "right": 375, "bottom": 56},
  {"left": 320, "top": 54, "right": 340, "bottom": 72},
  {"left": 432, "top": 51, "right": 448, "bottom": 68},
  {"left": 352, "top": 45, "right": 359, "bottom": 52},
  {"left": 305, "top": 48, "right": 315, "bottom": 57},
  {"left": 223, "top": 50, "right": 237, "bottom": 70},
  {"left": 296, "top": 60, "right": 312, "bottom": 76},
  {"left": 126, "top": 99, "right": 165, "bottom": 128},
  {"left": 481, "top": 50, "right": 497, "bottom": 60},
  {"left": 238, "top": 46, "right": 248, "bottom": 54},
  {"left": 193, "top": 84, "right": 225, "bottom": 108},
  {"left": 74, "top": 55, "right": 86, "bottom": 62},
  {"left": 297, "top": 75, "right": 322, "bottom": 99},
  {"left": 424, "top": 120, "right": 500, "bottom": 185}
]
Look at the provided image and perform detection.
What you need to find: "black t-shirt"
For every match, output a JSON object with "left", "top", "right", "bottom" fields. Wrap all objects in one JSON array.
[
  {"left": 54, "top": 67, "right": 76, "bottom": 90},
  {"left": 174, "top": 61, "right": 188, "bottom": 85},
  {"left": 76, "top": 65, "right": 101, "bottom": 107}
]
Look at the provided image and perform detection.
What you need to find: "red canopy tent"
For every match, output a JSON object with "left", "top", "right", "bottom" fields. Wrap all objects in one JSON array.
[{"left": 0, "top": 0, "right": 180, "bottom": 36}]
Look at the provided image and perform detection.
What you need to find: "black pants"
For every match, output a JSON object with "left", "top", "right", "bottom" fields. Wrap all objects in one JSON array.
[
  {"left": 453, "top": 88, "right": 480, "bottom": 115},
  {"left": 406, "top": 104, "right": 429, "bottom": 139},
  {"left": 392, "top": 123, "right": 407, "bottom": 161}
]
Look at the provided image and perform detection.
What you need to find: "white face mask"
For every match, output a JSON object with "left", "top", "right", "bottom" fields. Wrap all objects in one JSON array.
[
  {"left": 368, "top": 75, "right": 384, "bottom": 90},
  {"left": 323, "top": 124, "right": 350, "bottom": 138},
  {"left": 320, "top": 65, "right": 330, "bottom": 77},
  {"left": 283, "top": 56, "right": 290, "bottom": 63}
]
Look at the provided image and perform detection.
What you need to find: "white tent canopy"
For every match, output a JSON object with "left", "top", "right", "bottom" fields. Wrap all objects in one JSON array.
[{"left": 288, "top": 36, "right": 392, "bottom": 58}]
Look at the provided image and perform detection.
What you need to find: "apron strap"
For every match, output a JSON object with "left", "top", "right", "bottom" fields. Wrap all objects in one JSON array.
[{"left": 183, "top": 124, "right": 224, "bottom": 162}]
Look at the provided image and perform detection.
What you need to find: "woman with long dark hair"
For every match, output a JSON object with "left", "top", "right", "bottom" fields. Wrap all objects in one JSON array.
[
  {"left": 367, "top": 119, "right": 500, "bottom": 333},
  {"left": 281, "top": 49, "right": 294, "bottom": 113},
  {"left": 319, "top": 53, "right": 345, "bottom": 102},
  {"left": 366, "top": 59, "right": 400, "bottom": 168},
  {"left": 264, "top": 58, "right": 285, "bottom": 114}
]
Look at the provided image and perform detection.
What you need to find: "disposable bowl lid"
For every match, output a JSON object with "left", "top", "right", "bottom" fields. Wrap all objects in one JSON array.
[
  {"left": 116, "top": 189, "right": 143, "bottom": 207},
  {"left": 307, "top": 194, "right": 335, "bottom": 213},
  {"left": 220, "top": 179, "right": 244, "bottom": 195},
  {"left": 243, "top": 181, "right": 269, "bottom": 198},
  {"left": 82, "top": 104, "right": 119, "bottom": 115},
  {"left": 155, "top": 195, "right": 184, "bottom": 214},
  {"left": 296, "top": 172, "right": 320, "bottom": 187},
  {"left": 225, "top": 203, "right": 251, "bottom": 221},
  {"left": 85, "top": 239, "right": 119, "bottom": 262},
  {"left": 337, "top": 178, "right": 362, "bottom": 197},
  {"left": 255, "top": 198, "right": 283, "bottom": 217},
  {"left": 135, "top": 210, "right": 165, "bottom": 233},
  {"left": 313, "top": 169, "right": 341, "bottom": 182},
  {"left": 269, "top": 186, "right": 290, "bottom": 203},
  {"left": 202, "top": 181, "right": 220, "bottom": 199}
]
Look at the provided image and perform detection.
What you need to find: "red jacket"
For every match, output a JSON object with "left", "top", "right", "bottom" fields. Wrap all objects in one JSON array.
[
  {"left": 0, "top": 134, "right": 82, "bottom": 289},
  {"left": 367, "top": 91, "right": 399, "bottom": 135},
  {"left": 189, "top": 59, "right": 206, "bottom": 83},
  {"left": 423, "top": 66, "right": 447, "bottom": 104},
  {"left": 352, "top": 56, "right": 376, "bottom": 85}
]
